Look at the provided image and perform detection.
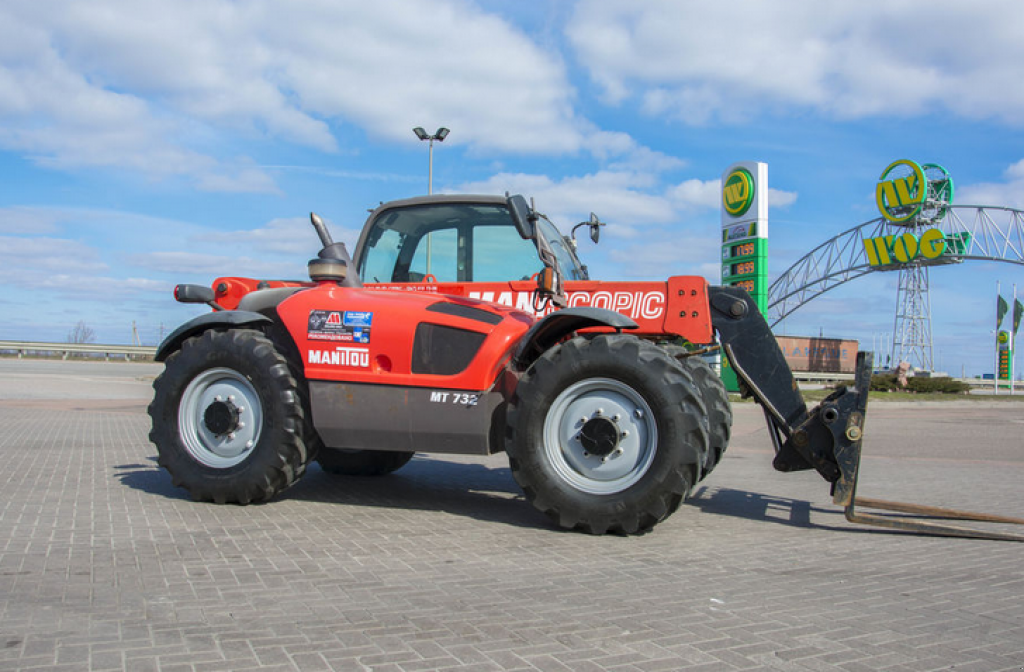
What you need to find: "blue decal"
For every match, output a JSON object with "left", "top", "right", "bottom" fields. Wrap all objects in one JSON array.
[{"left": 344, "top": 311, "right": 373, "bottom": 328}]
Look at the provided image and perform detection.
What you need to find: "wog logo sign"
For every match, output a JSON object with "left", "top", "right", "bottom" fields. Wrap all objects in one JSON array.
[
  {"left": 722, "top": 168, "right": 754, "bottom": 217},
  {"left": 876, "top": 159, "right": 926, "bottom": 223}
]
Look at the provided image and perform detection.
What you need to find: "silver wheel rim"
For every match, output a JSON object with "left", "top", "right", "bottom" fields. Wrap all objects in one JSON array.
[
  {"left": 178, "top": 367, "right": 263, "bottom": 468},
  {"left": 542, "top": 377, "right": 657, "bottom": 494}
]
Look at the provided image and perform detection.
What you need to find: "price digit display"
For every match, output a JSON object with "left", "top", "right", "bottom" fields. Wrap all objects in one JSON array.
[
  {"left": 731, "top": 241, "right": 756, "bottom": 258},
  {"left": 731, "top": 261, "right": 756, "bottom": 276},
  {"left": 731, "top": 279, "right": 755, "bottom": 293}
]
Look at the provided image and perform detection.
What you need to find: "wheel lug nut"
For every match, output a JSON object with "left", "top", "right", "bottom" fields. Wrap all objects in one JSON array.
[
  {"left": 634, "top": 409, "right": 644, "bottom": 419},
  {"left": 582, "top": 451, "right": 590, "bottom": 458},
  {"left": 595, "top": 408, "right": 604, "bottom": 416},
  {"left": 245, "top": 440, "right": 254, "bottom": 449},
  {"left": 228, "top": 395, "right": 235, "bottom": 401},
  {"left": 621, "top": 430, "right": 630, "bottom": 438},
  {"left": 237, "top": 407, "right": 245, "bottom": 414},
  {"left": 227, "top": 432, "right": 236, "bottom": 440},
  {"left": 613, "top": 414, "right": 621, "bottom": 422},
  {"left": 237, "top": 422, "right": 245, "bottom": 429}
]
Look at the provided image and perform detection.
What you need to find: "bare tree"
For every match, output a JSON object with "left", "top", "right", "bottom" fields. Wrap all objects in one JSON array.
[{"left": 66, "top": 321, "right": 96, "bottom": 344}]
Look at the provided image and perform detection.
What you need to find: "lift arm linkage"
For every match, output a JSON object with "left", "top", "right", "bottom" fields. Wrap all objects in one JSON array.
[{"left": 708, "top": 285, "right": 1024, "bottom": 542}]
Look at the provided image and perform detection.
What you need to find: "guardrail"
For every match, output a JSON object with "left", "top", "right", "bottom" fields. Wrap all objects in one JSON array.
[
  {"left": 0, "top": 340, "right": 157, "bottom": 361},
  {"left": 0, "top": 342, "right": 1011, "bottom": 388}
]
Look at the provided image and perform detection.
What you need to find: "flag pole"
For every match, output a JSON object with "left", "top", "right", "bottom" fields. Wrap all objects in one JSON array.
[
  {"left": 995, "top": 281, "right": 1001, "bottom": 395},
  {"left": 1013, "top": 283, "right": 1018, "bottom": 394}
]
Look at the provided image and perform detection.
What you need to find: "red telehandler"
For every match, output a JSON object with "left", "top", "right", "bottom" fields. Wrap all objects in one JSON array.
[{"left": 150, "top": 194, "right": 1024, "bottom": 539}]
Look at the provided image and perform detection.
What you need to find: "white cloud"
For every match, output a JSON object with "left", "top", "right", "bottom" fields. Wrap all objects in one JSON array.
[
  {"left": 456, "top": 172, "right": 678, "bottom": 231},
  {"left": 457, "top": 169, "right": 797, "bottom": 240},
  {"left": 127, "top": 251, "right": 298, "bottom": 279},
  {"left": 0, "top": 207, "right": 63, "bottom": 234},
  {"left": 0, "top": 236, "right": 109, "bottom": 276},
  {"left": 668, "top": 179, "right": 719, "bottom": 209},
  {"left": 605, "top": 233, "right": 720, "bottom": 280},
  {"left": 669, "top": 178, "right": 797, "bottom": 210},
  {"left": 0, "top": 0, "right": 590, "bottom": 189},
  {"left": 568, "top": 0, "right": 1024, "bottom": 125},
  {"left": 196, "top": 164, "right": 283, "bottom": 195},
  {"left": 957, "top": 159, "right": 1024, "bottom": 209},
  {"left": 0, "top": 235, "right": 170, "bottom": 303},
  {"left": 197, "top": 217, "right": 364, "bottom": 256},
  {"left": 585, "top": 130, "right": 687, "bottom": 172},
  {"left": 769, "top": 188, "right": 798, "bottom": 208}
]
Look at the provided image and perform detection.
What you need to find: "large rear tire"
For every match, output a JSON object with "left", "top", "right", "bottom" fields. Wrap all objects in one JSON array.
[
  {"left": 317, "top": 448, "right": 414, "bottom": 476},
  {"left": 148, "top": 329, "right": 312, "bottom": 504},
  {"left": 506, "top": 334, "right": 708, "bottom": 534}
]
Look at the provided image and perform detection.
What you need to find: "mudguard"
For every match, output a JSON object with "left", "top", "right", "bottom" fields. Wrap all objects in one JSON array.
[
  {"left": 154, "top": 311, "right": 272, "bottom": 361},
  {"left": 514, "top": 306, "right": 638, "bottom": 369}
]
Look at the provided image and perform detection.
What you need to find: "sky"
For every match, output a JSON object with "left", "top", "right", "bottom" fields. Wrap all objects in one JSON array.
[{"left": 1, "top": 0, "right": 1023, "bottom": 376}]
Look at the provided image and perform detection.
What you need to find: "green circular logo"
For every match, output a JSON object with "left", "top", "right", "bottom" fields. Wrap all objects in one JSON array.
[
  {"left": 876, "top": 159, "right": 926, "bottom": 224},
  {"left": 723, "top": 168, "right": 755, "bottom": 217}
]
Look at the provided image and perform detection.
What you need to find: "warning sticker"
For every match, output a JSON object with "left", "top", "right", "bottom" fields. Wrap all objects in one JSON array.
[{"left": 308, "top": 310, "right": 373, "bottom": 343}]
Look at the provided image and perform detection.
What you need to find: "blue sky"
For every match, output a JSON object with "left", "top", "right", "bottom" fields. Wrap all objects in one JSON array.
[{"left": 2, "top": 0, "right": 1023, "bottom": 376}]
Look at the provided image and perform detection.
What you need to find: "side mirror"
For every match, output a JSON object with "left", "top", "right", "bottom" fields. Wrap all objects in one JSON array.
[
  {"left": 571, "top": 212, "right": 605, "bottom": 247},
  {"left": 507, "top": 194, "right": 535, "bottom": 240},
  {"left": 588, "top": 213, "right": 602, "bottom": 244}
]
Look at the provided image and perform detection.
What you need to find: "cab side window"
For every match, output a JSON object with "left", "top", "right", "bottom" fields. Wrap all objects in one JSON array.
[{"left": 472, "top": 226, "right": 540, "bottom": 281}]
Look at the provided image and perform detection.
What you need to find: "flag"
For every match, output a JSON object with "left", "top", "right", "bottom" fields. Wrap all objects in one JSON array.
[
  {"left": 997, "top": 294, "right": 1009, "bottom": 330},
  {"left": 1014, "top": 299, "right": 1024, "bottom": 336}
]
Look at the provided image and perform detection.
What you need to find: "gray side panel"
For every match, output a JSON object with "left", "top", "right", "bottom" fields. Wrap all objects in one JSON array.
[{"left": 310, "top": 381, "right": 504, "bottom": 455}]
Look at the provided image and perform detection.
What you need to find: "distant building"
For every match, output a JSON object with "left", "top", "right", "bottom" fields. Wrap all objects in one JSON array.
[{"left": 775, "top": 335, "right": 858, "bottom": 374}]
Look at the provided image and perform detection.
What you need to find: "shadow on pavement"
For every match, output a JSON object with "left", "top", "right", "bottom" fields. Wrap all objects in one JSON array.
[
  {"left": 688, "top": 485, "right": 904, "bottom": 537},
  {"left": 115, "top": 454, "right": 553, "bottom": 531},
  {"left": 114, "top": 456, "right": 191, "bottom": 501}
]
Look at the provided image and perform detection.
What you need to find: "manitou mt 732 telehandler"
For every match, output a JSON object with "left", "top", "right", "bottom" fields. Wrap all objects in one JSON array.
[{"left": 150, "top": 194, "right": 1024, "bottom": 539}]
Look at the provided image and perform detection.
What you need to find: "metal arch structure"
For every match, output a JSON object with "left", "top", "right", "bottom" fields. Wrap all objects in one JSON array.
[{"left": 766, "top": 204, "right": 1024, "bottom": 368}]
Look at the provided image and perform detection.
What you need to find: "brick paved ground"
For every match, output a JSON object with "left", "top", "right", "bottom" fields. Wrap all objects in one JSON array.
[{"left": 1, "top": 359, "right": 1022, "bottom": 671}]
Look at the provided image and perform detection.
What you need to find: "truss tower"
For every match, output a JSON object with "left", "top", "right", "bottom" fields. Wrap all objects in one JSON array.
[{"left": 891, "top": 258, "right": 933, "bottom": 370}]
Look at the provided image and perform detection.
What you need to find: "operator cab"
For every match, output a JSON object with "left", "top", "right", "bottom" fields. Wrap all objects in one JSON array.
[{"left": 353, "top": 194, "right": 590, "bottom": 285}]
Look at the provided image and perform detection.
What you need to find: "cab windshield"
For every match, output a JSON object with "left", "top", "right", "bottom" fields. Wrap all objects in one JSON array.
[{"left": 358, "top": 202, "right": 586, "bottom": 283}]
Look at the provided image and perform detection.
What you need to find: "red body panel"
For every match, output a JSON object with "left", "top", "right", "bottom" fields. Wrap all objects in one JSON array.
[
  {"left": 357, "top": 278, "right": 711, "bottom": 343},
  {"left": 213, "top": 276, "right": 714, "bottom": 345},
  {"left": 208, "top": 275, "right": 713, "bottom": 392},
  {"left": 214, "top": 277, "right": 311, "bottom": 308},
  {"left": 275, "top": 284, "right": 533, "bottom": 390}
]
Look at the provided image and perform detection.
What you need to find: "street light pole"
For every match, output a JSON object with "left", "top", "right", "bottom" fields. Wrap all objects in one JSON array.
[
  {"left": 428, "top": 139, "right": 434, "bottom": 194},
  {"left": 412, "top": 127, "right": 450, "bottom": 275},
  {"left": 413, "top": 127, "right": 450, "bottom": 195}
]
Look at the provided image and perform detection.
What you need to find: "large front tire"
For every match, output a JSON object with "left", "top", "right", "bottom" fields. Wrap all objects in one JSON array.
[
  {"left": 507, "top": 334, "right": 708, "bottom": 534},
  {"left": 148, "top": 329, "right": 311, "bottom": 504}
]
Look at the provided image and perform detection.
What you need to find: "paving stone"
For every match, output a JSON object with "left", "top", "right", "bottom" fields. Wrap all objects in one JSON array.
[{"left": 1, "top": 360, "right": 1023, "bottom": 671}]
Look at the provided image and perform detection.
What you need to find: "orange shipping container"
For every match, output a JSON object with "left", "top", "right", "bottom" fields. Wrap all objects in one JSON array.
[{"left": 774, "top": 336, "right": 858, "bottom": 374}]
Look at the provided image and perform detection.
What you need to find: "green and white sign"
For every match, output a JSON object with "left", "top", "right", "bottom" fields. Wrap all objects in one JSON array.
[
  {"left": 720, "top": 161, "right": 768, "bottom": 308},
  {"left": 720, "top": 161, "right": 769, "bottom": 390}
]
